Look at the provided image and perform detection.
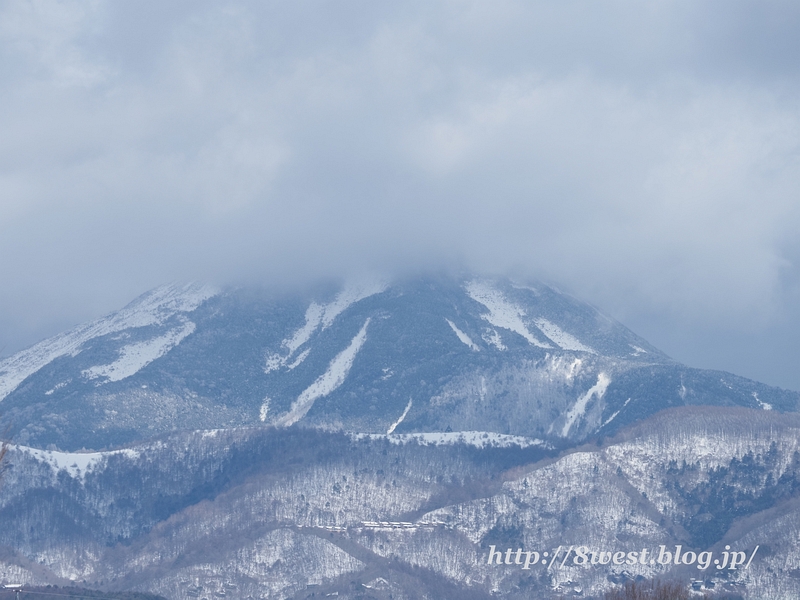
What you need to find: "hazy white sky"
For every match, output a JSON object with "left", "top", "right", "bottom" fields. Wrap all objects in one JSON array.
[{"left": 1, "top": 0, "right": 799, "bottom": 389}]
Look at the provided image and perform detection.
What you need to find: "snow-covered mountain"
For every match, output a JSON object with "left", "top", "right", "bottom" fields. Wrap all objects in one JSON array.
[
  {"left": 2, "top": 274, "right": 800, "bottom": 598},
  {"left": 1, "top": 275, "right": 796, "bottom": 451}
]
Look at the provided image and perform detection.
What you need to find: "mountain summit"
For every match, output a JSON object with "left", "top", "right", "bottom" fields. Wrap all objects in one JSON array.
[{"left": 1, "top": 275, "right": 796, "bottom": 450}]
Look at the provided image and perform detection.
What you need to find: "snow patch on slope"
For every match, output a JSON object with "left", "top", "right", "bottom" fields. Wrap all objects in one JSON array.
[
  {"left": 533, "top": 318, "right": 595, "bottom": 354},
  {"left": 320, "top": 279, "right": 387, "bottom": 328},
  {"left": 277, "top": 318, "right": 371, "bottom": 427},
  {"left": 0, "top": 283, "right": 218, "bottom": 401},
  {"left": 445, "top": 319, "right": 479, "bottom": 351},
  {"left": 387, "top": 399, "right": 412, "bottom": 434},
  {"left": 44, "top": 381, "right": 69, "bottom": 395},
  {"left": 259, "top": 396, "right": 271, "bottom": 422},
  {"left": 465, "top": 280, "right": 550, "bottom": 348},
  {"left": 546, "top": 355, "right": 583, "bottom": 382},
  {"left": 265, "top": 303, "right": 323, "bottom": 373},
  {"left": 562, "top": 373, "right": 611, "bottom": 437},
  {"left": 15, "top": 445, "right": 140, "bottom": 480},
  {"left": 482, "top": 329, "right": 506, "bottom": 350},
  {"left": 82, "top": 318, "right": 196, "bottom": 382},
  {"left": 753, "top": 392, "right": 773, "bottom": 411}
]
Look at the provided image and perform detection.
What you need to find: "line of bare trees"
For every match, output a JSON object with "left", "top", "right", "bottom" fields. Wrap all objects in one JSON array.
[{"left": 603, "top": 579, "right": 743, "bottom": 600}]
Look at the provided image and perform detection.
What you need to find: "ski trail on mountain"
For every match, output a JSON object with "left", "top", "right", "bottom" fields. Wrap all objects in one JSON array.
[
  {"left": 445, "top": 319, "right": 479, "bottom": 351},
  {"left": 562, "top": 372, "right": 611, "bottom": 437},
  {"left": 265, "top": 278, "right": 386, "bottom": 374},
  {"left": 533, "top": 318, "right": 595, "bottom": 354},
  {"left": 277, "top": 318, "right": 371, "bottom": 426}
]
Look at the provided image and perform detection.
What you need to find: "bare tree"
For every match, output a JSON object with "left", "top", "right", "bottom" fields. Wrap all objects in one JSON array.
[
  {"left": 603, "top": 579, "right": 739, "bottom": 600},
  {"left": 0, "top": 422, "right": 8, "bottom": 483}
]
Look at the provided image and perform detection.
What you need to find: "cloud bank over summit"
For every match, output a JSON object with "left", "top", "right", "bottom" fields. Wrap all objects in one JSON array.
[{"left": 1, "top": 0, "right": 800, "bottom": 388}]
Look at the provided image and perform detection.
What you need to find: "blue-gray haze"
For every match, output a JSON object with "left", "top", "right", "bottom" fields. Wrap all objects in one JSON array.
[{"left": 1, "top": 0, "right": 799, "bottom": 389}]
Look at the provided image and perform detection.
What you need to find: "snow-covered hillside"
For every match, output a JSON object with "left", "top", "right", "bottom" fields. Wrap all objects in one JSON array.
[{"left": 0, "top": 407, "right": 797, "bottom": 599}]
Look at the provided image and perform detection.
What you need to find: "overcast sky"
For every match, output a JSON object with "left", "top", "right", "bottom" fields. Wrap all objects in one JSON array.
[{"left": 1, "top": 0, "right": 799, "bottom": 389}]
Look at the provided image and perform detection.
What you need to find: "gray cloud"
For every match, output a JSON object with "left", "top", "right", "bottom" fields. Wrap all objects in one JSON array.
[{"left": 1, "top": 0, "right": 799, "bottom": 388}]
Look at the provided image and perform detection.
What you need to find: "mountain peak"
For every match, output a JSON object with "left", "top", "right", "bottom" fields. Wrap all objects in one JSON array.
[{"left": 0, "top": 274, "right": 795, "bottom": 450}]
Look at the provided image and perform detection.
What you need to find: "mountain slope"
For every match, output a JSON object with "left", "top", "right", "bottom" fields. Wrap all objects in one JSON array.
[{"left": 1, "top": 275, "right": 796, "bottom": 451}]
